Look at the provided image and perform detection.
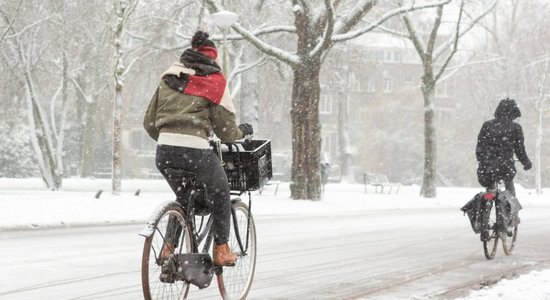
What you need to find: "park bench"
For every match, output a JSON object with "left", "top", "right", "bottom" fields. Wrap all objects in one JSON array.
[{"left": 362, "top": 173, "right": 400, "bottom": 194}]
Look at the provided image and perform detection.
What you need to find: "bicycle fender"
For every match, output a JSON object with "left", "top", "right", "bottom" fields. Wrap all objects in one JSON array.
[{"left": 138, "top": 200, "right": 176, "bottom": 238}]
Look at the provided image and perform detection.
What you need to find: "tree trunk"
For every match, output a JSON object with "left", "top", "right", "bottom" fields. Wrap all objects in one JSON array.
[
  {"left": 55, "top": 51, "right": 69, "bottom": 181},
  {"left": 337, "top": 95, "right": 353, "bottom": 183},
  {"left": 420, "top": 80, "right": 437, "bottom": 198},
  {"left": 112, "top": 8, "right": 125, "bottom": 195},
  {"left": 535, "top": 106, "right": 542, "bottom": 194},
  {"left": 112, "top": 71, "right": 123, "bottom": 195},
  {"left": 24, "top": 71, "right": 62, "bottom": 190},
  {"left": 80, "top": 99, "right": 97, "bottom": 177},
  {"left": 290, "top": 59, "right": 322, "bottom": 200}
]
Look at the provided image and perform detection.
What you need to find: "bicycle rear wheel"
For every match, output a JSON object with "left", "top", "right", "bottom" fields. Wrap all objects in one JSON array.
[
  {"left": 142, "top": 202, "right": 193, "bottom": 300},
  {"left": 217, "top": 201, "right": 257, "bottom": 300},
  {"left": 482, "top": 201, "right": 498, "bottom": 260},
  {"left": 502, "top": 225, "right": 518, "bottom": 255}
]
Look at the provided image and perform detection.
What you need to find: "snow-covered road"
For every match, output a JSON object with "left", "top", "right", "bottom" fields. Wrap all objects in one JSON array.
[{"left": 2, "top": 204, "right": 550, "bottom": 299}]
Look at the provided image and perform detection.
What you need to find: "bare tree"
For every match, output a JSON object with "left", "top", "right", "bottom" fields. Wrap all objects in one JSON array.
[
  {"left": 0, "top": 0, "right": 23, "bottom": 44},
  {"left": 451, "top": 0, "right": 550, "bottom": 190},
  {"left": 0, "top": 6, "right": 64, "bottom": 189},
  {"left": 532, "top": 58, "right": 549, "bottom": 194},
  {"left": 400, "top": 0, "right": 497, "bottom": 197},
  {"left": 206, "top": 0, "right": 451, "bottom": 200},
  {"left": 110, "top": 0, "right": 140, "bottom": 194}
]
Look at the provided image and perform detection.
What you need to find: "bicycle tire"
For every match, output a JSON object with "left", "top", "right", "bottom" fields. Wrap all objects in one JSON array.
[
  {"left": 502, "top": 225, "right": 518, "bottom": 255},
  {"left": 482, "top": 201, "right": 498, "bottom": 260},
  {"left": 142, "top": 202, "right": 193, "bottom": 300},
  {"left": 217, "top": 201, "right": 257, "bottom": 300}
]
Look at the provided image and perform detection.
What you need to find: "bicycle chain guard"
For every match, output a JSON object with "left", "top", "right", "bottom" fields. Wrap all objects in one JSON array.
[{"left": 175, "top": 253, "right": 214, "bottom": 289}]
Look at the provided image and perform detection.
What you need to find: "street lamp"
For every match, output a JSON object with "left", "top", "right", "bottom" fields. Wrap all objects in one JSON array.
[{"left": 211, "top": 10, "right": 239, "bottom": 76}]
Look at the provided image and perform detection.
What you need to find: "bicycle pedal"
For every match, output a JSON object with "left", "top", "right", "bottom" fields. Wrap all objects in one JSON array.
[{"left": 159, "top": 273, "right": 176, "bottom": 284}]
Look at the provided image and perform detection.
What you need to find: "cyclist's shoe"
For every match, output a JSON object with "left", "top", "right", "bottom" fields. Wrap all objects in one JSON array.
[
  {"left": 480, "top": 230, "right": 490, "bottom": 241},
  {"left": 213, "top": 243, "right": 238, "bottom": 266},
  {"left": 161, "top": 241, "right": 175, "bottom": 259}
]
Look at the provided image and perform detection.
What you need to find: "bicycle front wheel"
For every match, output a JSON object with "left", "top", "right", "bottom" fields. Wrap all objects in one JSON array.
[
  {"left": 217, "top": 200, "right": 257, "bottom": 300},
  {"left": 142, "top": 202, "right": 193, "bottom": 300},
  {"left": 502, "top": 225, "right": 518, "bottom": 255}
]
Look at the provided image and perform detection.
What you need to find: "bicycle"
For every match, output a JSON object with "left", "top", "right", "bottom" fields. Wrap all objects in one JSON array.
[
  {"left": 139, "top": 139, "right": 272, "bottom": 299},
  {"left": 479, "top": 180, "right": 520, "bottom": 260}
]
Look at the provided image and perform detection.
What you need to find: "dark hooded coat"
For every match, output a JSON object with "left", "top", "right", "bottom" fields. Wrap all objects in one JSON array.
[{"left": 476, "top": 98, "right": 532, "bottom": 187}]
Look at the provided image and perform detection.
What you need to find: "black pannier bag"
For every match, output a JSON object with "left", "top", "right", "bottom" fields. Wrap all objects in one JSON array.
[
  {"left": 461, "top": 193, "right": 484, "bottom": 234},
  {"left": 496, "top": 190, "right": 522, "bottom": 228}
]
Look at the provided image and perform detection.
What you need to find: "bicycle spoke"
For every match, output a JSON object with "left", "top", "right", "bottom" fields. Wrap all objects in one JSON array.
[{"left": 218, "top": 201, "right": 257, "bottom": 300}]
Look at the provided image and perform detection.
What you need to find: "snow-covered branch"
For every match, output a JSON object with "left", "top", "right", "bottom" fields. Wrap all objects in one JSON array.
[
  {"left": 332, "top": 0, "right": 451, "bottom": 42},
  {"left": 179, "top": 25, "right": 297, "bottom": 44},
  {"left": 205, "top": 0, "right": 300, "bottom": 67},
  {"left": 2, "top": 16, "right": 52, "bottom": 40},
  {"left": 309, "top": 0, "right": 335, "bottom": 58},
  {"left": 331, "top": 0, "right": 376, "bottom": 40},
  {"left": 426, "top": 6, "right": 444, "bottom": 57},
  {"left": 401, "top": 13, "right": 426, "bottom": 65},
  {"left": 437, "top": 55, "right": 505, "bottom": 83},
  {"left": 49, "top": 83, "right": 63, "bottom": 138},
  {"left": 0, "top": 0, "right": 24, "bottom": 43},
  {"left": 296, "top": 0, "right": 313, "bottom": 21},
  {"left": 228, "top": 55, "right": 268, "bottom": 84},
  {"left": 434, "top": 0, "right": 498, "bottom": 62},
  {"left": 434, "top": 0, "right": 462, "bottom": 82},
  {"left": 230, "top": 23, "right": 300, "bottom": 67},
  {"left": 122, "top": 49, "right": 153, "bottom": 77}
]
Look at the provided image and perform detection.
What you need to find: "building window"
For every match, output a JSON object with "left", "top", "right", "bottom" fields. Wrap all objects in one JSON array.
[
  {"left": 383, "top": 78, "right": 393, "bottom": 93},
  {"left": 377, "top": 51, "right": 384, "bottom": 62},
  {"left": 322, "top": 134, "right": 332, "bottom": 154},
  {"left": 369, "top": 51, "right": 376, "bottom": 62},
  {"left": 349, "top": 73, "right": 362, "bottom": 91},
  {"left": 393, "top": 50, "right": 402, "bottom": 63},
  {"left": 320, "top": 94, "right": 332, "bottom": 114},
  {"left": 367, "top": 79, "right": 375, "bottom": 93}
]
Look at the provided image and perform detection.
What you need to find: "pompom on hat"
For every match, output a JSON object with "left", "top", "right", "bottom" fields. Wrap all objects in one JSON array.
[{"left": 191, "top": 31, "right": 218, "bottom": 59}]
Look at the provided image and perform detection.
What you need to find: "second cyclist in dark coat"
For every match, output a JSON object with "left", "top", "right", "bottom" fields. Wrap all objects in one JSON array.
[{"left": 476, "top": 98, "right": 532, "bottom": 195}]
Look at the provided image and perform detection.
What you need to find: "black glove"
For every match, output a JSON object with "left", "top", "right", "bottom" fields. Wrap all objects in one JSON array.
[
  {"left": 523, "top": 162, "right": 532, "bottom": 171},
  {"left": 238, "top": 123, "right": 254, "bottom": 136}
]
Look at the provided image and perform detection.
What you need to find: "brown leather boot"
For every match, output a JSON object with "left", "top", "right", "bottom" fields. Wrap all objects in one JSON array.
[
  {"left": 161, "top": 241, "right": 174, "bottom": 259},
  {"left": 213, "top": 243, "right": 238, "bottom": 266}
]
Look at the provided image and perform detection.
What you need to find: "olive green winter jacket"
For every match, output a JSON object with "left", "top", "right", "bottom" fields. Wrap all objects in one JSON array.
[{"left": 143, "top": 63, "right": 244, "bottom": 143}]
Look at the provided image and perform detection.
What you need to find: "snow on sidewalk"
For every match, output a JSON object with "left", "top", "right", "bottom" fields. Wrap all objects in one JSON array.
[
  {"left": 456, "top": 269, "right": 550, "bottom": 300},
  {"left": 1, "top": 177, "right": 549, "bottom": 299}
]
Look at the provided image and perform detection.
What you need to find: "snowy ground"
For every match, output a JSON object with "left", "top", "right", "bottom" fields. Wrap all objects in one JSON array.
[{"left": 1, "top": 177, "right": 549, "bottom": 299}]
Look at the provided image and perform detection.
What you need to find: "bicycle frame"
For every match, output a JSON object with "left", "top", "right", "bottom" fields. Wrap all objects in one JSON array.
[
  {"left": 479, "top": 179, "right": 520, "bottom": 260},
  {"left": 141, "top": 139, "right": 260, "bottom": 300},
  {"left": 212, "top": 138, "right": 254, "bottom": 255}
]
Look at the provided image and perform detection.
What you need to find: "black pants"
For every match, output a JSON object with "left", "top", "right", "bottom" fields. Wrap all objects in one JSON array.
[
  {"left": 477, "top": 162, "right": 516, "bottom": 197},
  {"left": 487, "top": 179, "right": 516, "bottom": 197},
  {"left": 156, "top": 144, "right": 231, "bottom": 245}
]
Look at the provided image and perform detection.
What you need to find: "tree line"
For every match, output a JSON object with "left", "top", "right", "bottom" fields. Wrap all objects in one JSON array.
[{"left": 1, "top": 0, "right": 548, "bottom": 199}]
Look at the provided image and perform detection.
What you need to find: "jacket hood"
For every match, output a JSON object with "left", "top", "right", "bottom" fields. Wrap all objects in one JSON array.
[{"left": 494, "top": 98, "right": 521, "bottom": 120}]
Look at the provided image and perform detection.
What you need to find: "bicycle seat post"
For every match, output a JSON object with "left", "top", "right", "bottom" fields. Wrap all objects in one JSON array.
[{"left": 212, "top": 138, "right": 223, "bottom": 161}]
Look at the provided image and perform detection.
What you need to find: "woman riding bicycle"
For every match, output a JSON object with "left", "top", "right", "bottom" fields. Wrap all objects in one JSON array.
[
  {"left": 476, "top": 98, "right": 532, "bottom": 195},
  {"left": 143, "top": 31, "right": 253, "bottom": 266}
]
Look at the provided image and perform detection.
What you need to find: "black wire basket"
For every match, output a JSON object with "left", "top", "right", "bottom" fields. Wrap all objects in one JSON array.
[{"left": 222, "top": 139, "right": 273, "bottom": 192}]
